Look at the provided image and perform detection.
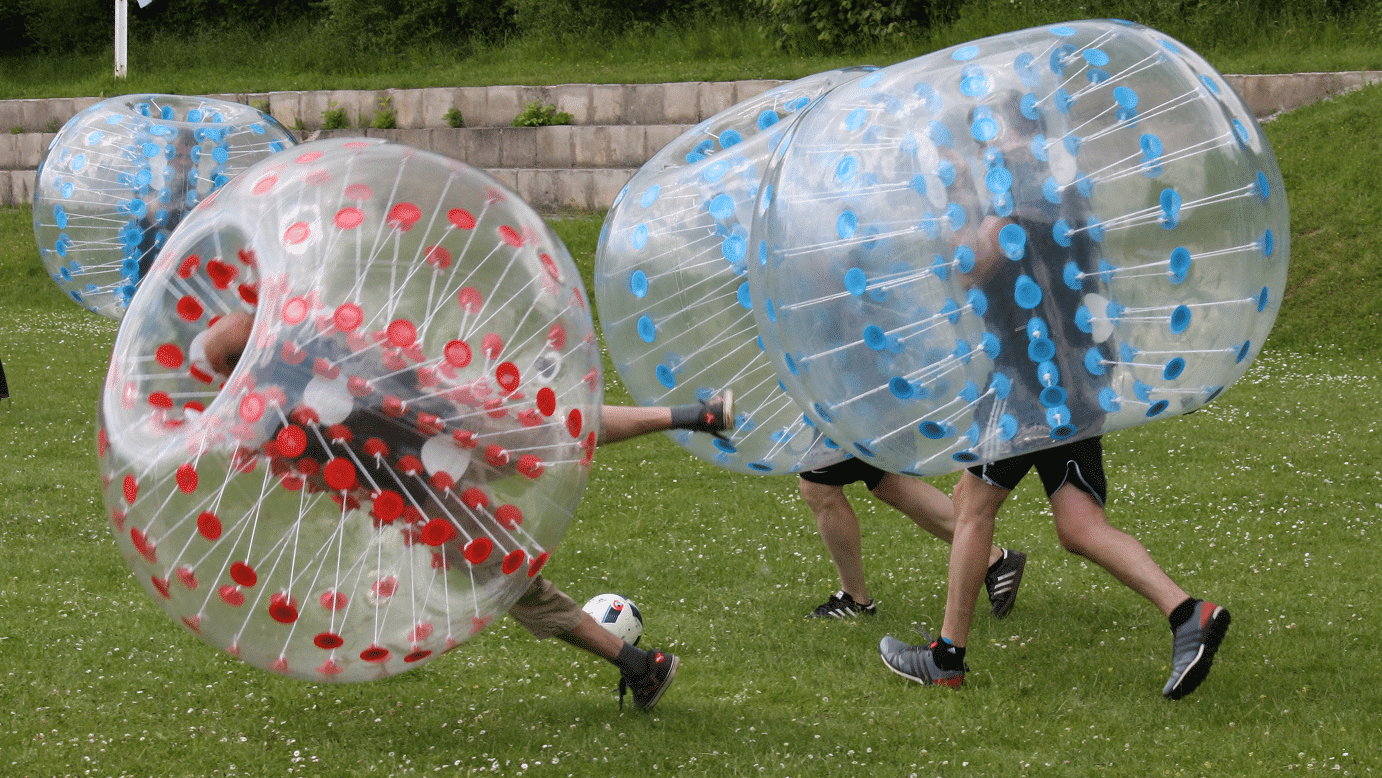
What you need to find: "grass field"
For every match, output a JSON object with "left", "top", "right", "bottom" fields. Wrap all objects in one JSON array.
[{"left": 2, "top": 56, "right": 1382, "bottom": 778}]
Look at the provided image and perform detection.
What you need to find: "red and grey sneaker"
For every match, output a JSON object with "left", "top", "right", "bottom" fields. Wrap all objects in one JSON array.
[
  {"left": 879, "top": 635, "right": 965, "bottom": 688},
  {"left": 1163, "top": 599, "right": 1230, "bottom": 700},
  {"left": 619, "top": 650, "right": 679, "bottom": 711}
]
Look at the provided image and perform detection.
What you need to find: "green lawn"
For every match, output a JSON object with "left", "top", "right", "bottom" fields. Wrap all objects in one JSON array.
[{"left": 2, "top": 60, "right": 1381, "bottom": 778}]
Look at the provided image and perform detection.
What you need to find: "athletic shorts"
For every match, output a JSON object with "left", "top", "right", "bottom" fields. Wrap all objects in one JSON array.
[
  {"left": 967, "top": 436, "right": 1107, "bottom": 506},
  {"left": 507, "top": 575, "right": 585, "bottom": 640},
  {"left": 799, "top": 458, "right": 887, "bottom": 490}
]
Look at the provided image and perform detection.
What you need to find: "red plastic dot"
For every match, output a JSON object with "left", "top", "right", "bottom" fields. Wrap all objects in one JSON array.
[
  {"left": 252, "top": 174, "right": 278, "bottom": 194},
  {"left": 373, "top": 576, "right": 398, "bottom": 599},
  {"left": 421, "top": 518, "right": 457, "bottom": 546},
  {"left": 528, "top": 551, "right": 550, "bottom": 577},
  {"left": 347, "top": 375, "right": 373, "bottom": 397},
  {"left": 405, "top": 650, "right": 433, "bottom": 663},
  {"left": 324, "top": 458, "right": 358, "bottom": 491},
  {"left": 283, "top": 221, "right": 311, "bottom": 245},
  {"left": 517, "top": 455, "right": 545, "bottom": 479},
  {"left": 362, "top": 438, "right": 390, "bottom": 459},
  {"left": 276, "top": 426, "right": 308, "bottom": 458},
  {"left": 282, "top": 296, "right": 309, "bottom": 324},
  {"left": 314, "top": 632, "right": 345, "bottom": 649},
  {"left": 230, "top": 561, "right": 258, "bottom": 588},
  {"left": 461, "top": 487, "right": 489, "bottom": 509},
  {"left": 536, "top": 388, "right": 557, "bottom": 417},
  {"left": 424, "top": 245, "right": 451, "bottom": 269},
  {"left": 495, "top": 504, "right": 523, "bottom": 530},
  {"left": 333, "top": 303, "right": 363, "bottom": 332},
  {"left": 387, "top": 319, "right": 417, "bottom": 348},
  {"left": 334, "top": 207, "right": 364, "bottom": 229},
  {"left": 178, "top": 254, "right": 201, "bottom": 278},
  {"left": 387, "top": 202, "right": 423, "bottom": 231},
  {"left": 151, "top": 576, "right": 171, "bottom": 599},
  {"left": 372, "top": 490, "right": 405, "bottom": 523},
  {"left": 319, "top": 590, "right": 348, "bottom": 611},
  {"left": 238, "top": 394, "right": 265, "bottom": 423},
  {"left": 176, "top": 296, "right": 204, "bottom": 322},
  {"left": 123, "top": 474, "right": 139, "bottom": 504},
  {"left": 502, "top": 549, "right": 526, "bottom": 574},
  {"left": 548, "top": 323, "right": 567, "bottom": 350},
  {"left": 566, "top": 409, "right": 583, "bottom": 438},
  {"left": 147, "top": 391, "right": 173, "bottom": 409},
  {"left": 457, "top": 287, "right": 483, "bottom": 314},
  {"left": 206, "top": 259, "right": 236, "bottom": 289},
  {"left": 269, "top": 593, "right": 299, "bottom": 623},
  {"left": 280, "top": 340, "right": 307, "bottom": 365},
  {"left": 176, "top": 566, "right": 199, "bottom": 590},
  {"left": 345, "top": 183, "right": 373, "bottom": 200},
  {"left": 219, "top": 585, "right": 245, "bottom": 607},
  {"left": 175, "top": 463, "right": 198, "bottom": 494},
  {"left": 130, "top": 528, "right": 154, "bottom": 561},
  {"left": 197, "top": 511, "right": 222, "bottom": 540},
  {"left": 396, "top": 455, "right": 424, "bottom": 476},
  {"left": 482, "top": 333, "right": 503, "bottom": 359},
  {"left": 496, "top": 362, "right": 520, "bottom": 393},
  {"left": 448, "top": 208, "right": 476, "bottom": 230},
  {"left": 444, "top": 340, "right": 472, "bottom": 368},
  {"left": 360, "top": 645, "right": 391, "bottom": 663},
  {"left": 498, "top": 225, "right": 523, "bottom": 247},
  {"left": 485, "top": 445, "right": 510, "bottom": 468},
  {"left": 409, "top": 623, "right": 434, "bottom": 642},
  {"left": 238, "top": 283, "right": 258, "bottom": 306},
  {"left": 464, "top": 537, "right": 493, "bottom": 564}
]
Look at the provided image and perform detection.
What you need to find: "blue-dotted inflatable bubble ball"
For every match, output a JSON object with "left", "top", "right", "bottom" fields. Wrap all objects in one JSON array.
[
  {"left": 749, "top": 20, "right": 1288, "bottom": 476},
  {"left": 97, "top": 138, "right": 603, "bottom": 682},
  {"left": 33, "top": 94, "right": 297, "bottom": 319},
  {"left": 594, "top": 69, "right": 873, "bottom": 475}
]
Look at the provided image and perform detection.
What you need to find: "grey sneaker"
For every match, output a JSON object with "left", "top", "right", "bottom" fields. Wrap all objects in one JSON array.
[
  {"left": 984, "top": 548, "right": 1027, "bottom": 618},
  {"left": 1163, "top": 600, "right": 1230, "bottom": 700},
  {"left": 619, "top": 649, "right": 679, "bottom": 711},
  {"left": 807, "top": 590, "right": 877, "bottom": 619},
  {"left": 879, "top": 635, "right": 965, "bottom": 688}
]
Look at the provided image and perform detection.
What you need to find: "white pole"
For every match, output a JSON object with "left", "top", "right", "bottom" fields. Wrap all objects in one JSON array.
[{"left": 115, "top": 0, "right": 128, "bottom": 80}]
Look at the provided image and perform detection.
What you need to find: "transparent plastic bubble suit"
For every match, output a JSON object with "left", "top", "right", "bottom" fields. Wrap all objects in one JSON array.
[
  {"left": 595, "top": 69, "right": 870, "bottom": 474},
  {"left": 33, "top": 94, "right": 297, "bottom": 319},
  {"left": 97, "top": 138, "right": 603, "bottom": 682},
  {"left": 750, "top": 20, "right": 1288, "bottom": 476}
]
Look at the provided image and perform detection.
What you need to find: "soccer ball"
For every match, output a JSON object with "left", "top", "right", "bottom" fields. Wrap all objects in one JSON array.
[{"left": 582, "top": 593, "right": 643, "bottom": 645}]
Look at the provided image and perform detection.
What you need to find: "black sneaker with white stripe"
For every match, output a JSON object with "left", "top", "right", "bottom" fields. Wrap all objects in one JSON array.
[
  {"left": 984, "top": 549, "right": 1026, "bottom": 618},
  {"left": 806, "top": 590, "right": 877, "bottom": 619}
]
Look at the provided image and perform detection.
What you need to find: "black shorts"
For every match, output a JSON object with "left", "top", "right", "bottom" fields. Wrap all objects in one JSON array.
[
  {"left": 799, "top": 458, "right": 887, "bottom": 491},
  {"left": 967, "top": 436, "right": 1107, "bottom": 506}
]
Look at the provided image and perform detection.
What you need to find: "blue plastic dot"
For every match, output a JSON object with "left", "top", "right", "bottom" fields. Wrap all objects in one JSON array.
[
  {"left": 704, "top": 159, "right": 729, "bottom": 182},
  {"left": 627, "top": 317, "right": 650, "bottom": 347},
  {"left": 627, "top": 270, "right": 648, "bottom": 299},
  {"left": 1113, "top": 86, "right": 1138, "bottom": 109},
  {"left": 845, "top": 267, "right": 868, "bottom": 296},
  {"left": 765, "top": 298, "right": 776, "bottom": 323},
  {"left": 1256, "top": 171, "right": 1271, "bottom": 200},
  {"left": 640, "top": 185, "right": 661, "bottom": 208},
  {"left": 929, "top": 121, "right": 953, "bottom": 148},
  {"left": 1031, "top": 135, "right": 1050, "bottom": 162},
  {"left": 946, "top": 203, "right": 966, "bottom": 231},
  {"left": 1236, "top": 341, "right": 1251, "bottom": 363},
  {"left": 1028, "top": 337, "right": 1056, "bottom": 362},
  {"left": 1262, "top": 229, "right": 1274, "bottom": 257},
  {"left": 722, "top": 234, "right": 746, "bottom": 263},
  {"left": 1232, "top": 118, "right": 1250, "bottom": 147},
  {"left": 1162, "top": 357, "right": 1185, "bottom": 380},
  {"left": 967, "top": 288, "right": 988, "bottom": 317},
  {"left": 736, "top": 282, "right": 752, "bottom": 310},
  {"left": 981, "top": 332, "right": 1001, "bottom": 359},
  {"left": 889, "top": 377, "right": 915, "bottom": 399},
  {"left": 1027, "top": 317, "right": 1049, "bottom": 341},
  {"left": 1040, "top": 385, "right": 1068, "bottom": 408},
  {"left": 1084, "top": 348, "right": 1106, "bottom": 376},
  {"left": 960, "top": 66, "right": 992, "bottom": 98},
  {"left": 846, "top": 108, "right": 867, "bottom": 132},
  {"left": 785, "top": 96, "right": 809, "bottom": 112},
  {"left": 971, "top": 116, "right": 998, "bottom": 142},
  {"left": 937, "top": 160, "right": 956, "bottom": 186},
  {"left": 1200, "top": 74, "right": 1220, "bottom": 94},
  {"left": 998, "top": 223, "right": 1026, "bottom": 260},
  {"left": 1169, "top": 305, "right": 1191, "bottom": 333},
  {"left": 1051, "top": 25, "right": 1076, "bottom": 36},
  {"left": 1064, "top": 262, "right": 1084, "bottom": 291},
  {"left": 954, "top": 245, "right": 975, "bottom": 273},
  {"left": 919, "top": 421, "right": 951, "bottom": 440},
  {"left": 1257, "top": 286, "right": 1270, "bottom": 312},
  {"left": 758, "top": 240, "right": 768, "bottom": 266},
  {"left": 1014, "top": 275, "right": 1043, "bottom": 310},
  {"left": 941, "top": 298, "right": 961, "bottom": 324},
  {"left": 630, "top": 224, "right": 649, "bottom": 250},
  {"left": 837, "top": 210, "right": 858, "bottom": 240},
  {"left": 1074, "top": 305, "right": 1094, "bottom": 333},
  {"left": 952, "top": 45, "right": 980, "bottom": 61},
  {"left": 708, "top": 193, "right": 734, "bottom": 220},
  {"left": 721, "top": 129, "right": 743, "bottom": 148},
  {"left": 860, "top": 70, "right": 884, "bottom": 87},
  {"left": 1055, "top": 89, "right": 1074, "bottom": 114},
  {"left": 655, "top": 364, "right": 676, "bottom": 389},
  {"left": 863, "top": 325, "right": 887, "bottom": 351},
  {"left": 1146, "top": 400, "right": 1169, "bottom": 417},
  {"left": 1140, "top": 133, "right": 1162, "bottom": 159},
  {"left": 1083, "top": 48, "right": 1110, "bottom": 66},
  {"left": 1052, "top": 220, "right": 1073, "bottom": 248},
  {"left": 835, "top": 155, "right": 858, "bottom": 181},
  {"left": 757, "top": 110, "right": 780, "bottom": 130}
]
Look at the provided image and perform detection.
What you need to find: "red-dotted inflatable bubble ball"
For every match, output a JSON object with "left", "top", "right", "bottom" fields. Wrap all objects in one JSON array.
[
  {"left": 96, "top": 137, "right": 603, "bottom": 682},
  {"left": 33, "top": 94, "right": 297, "bottom": 319},
  {"left": 594, "top": 69, "right": 871, "bottom": 475}
]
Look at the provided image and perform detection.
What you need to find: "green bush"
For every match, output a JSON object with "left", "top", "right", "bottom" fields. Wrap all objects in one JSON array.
[
  {"left": 321, "top": 103, "right": 350, "bottom": 130},
  {"left": 512, "top": 101, "right": 573, "bottom": 127},
  {"left": 444, "top": 107, "right": 465, "bottom": 128},
  {"left": 370, "top": 95, "right": 397, "bottom": 129},
  {"left": 509, "top": 0, "right": 753, "bottom": 39},
  {"left": 319, "top": 0, "right": 514, "bottom": 53},
  {"left": 754, "top": 0, "right": 961, "bottom": 52}
]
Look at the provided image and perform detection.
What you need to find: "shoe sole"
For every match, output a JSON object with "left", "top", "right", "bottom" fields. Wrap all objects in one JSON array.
[
  {"left": 989, "top": 550, "right": 1027, "bottom": 619},
  {"left": 1164, "top": 606, "right": 1231, "bottom": 700},
  {"left": 635, "top": 654, "right": 679, "bottom": 711}
]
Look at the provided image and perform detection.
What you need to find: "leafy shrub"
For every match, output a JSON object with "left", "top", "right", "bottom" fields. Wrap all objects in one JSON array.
[
  {"left": 754, "top": 0, "right": 961, "bottom": 52},
  {"left": 444, "top": 107, "right": 465, "bottom": 128},
  {"left": 370, "top": 96, "right": 397, "bottom": 129},
  {"left": 512, "top": 102, "right": 573, "bottom": 128},
  {"left": 319, "top": 0, "right": 514, "bottom": 52},
  {"left": 321, "top": 103, "right": 350, "bottom": 130}
]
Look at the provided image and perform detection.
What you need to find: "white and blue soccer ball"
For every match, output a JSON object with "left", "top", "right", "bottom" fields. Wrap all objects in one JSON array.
[{"left": 582, "top": 593, "right": 643, "bottom": 645}]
